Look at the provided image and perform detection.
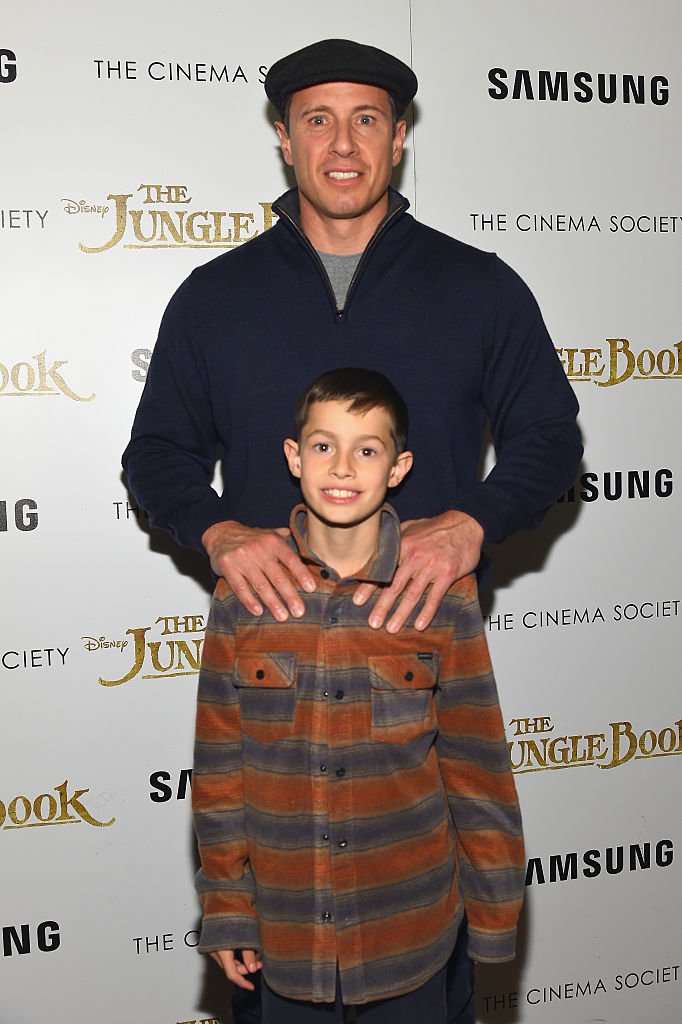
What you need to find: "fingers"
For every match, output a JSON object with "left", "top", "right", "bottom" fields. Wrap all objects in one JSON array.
[
  {"left": 366, "top": 511, "right": 484, "bottom": 634},
  {"left": 382, "top": 572, "right": 434, "bottom": 634},
  {"left": 412, "top": 579, "right": 452, "bottom": 631},
  {"left": 227, "top": 566, "right": 298, "bottom": 623},
  {"left": 211, "top": 948, "right": 262, "bottom": 991},
  {"left": 205, "top": 521, "right": 316, "bottom": 621},
  {"left": 352, "top": 582, "right": 377, "bottom": 607}
]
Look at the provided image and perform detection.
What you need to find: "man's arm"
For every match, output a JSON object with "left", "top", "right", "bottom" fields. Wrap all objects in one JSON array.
[
  {"left": 357, "top": 257, "right": 582, "bottom": 631},
  {"left": 122, "top": 279, "right": 227, "bottom": 552},
  {"left": 123, "top": 280, "right": 315, "bottom": 618}
]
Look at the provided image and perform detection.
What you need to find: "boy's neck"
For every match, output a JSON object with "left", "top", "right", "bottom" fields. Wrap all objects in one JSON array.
[{"left": 305, "top": 509, "right": 382, "bottom": 579}]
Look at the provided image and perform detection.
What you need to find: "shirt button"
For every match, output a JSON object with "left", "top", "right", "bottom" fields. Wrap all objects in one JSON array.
[
  {"left": 404, "top": 671, "right": 414, "bottom": 681},
  {"left": 320, "top": 569, "right": 330, "bottom": 579},
  {"left": 256, "top": 669, "right": 265, "bottom": 680},
  {"left": 337, "top": 839, "right": 348, "bottom": 849},
  {"left": 320, "top": 764, "right": 327, "bottom": 773},
  {"left": 336, "top": 767, "right": 346, "bottom": 778},
  {"left": 335, "top": 689, "right": 344, "bottom": 700},
  {"left": 321, "top": 911, "right": 332, "bottom": 922}
]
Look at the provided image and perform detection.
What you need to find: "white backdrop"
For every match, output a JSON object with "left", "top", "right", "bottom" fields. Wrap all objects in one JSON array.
[{"left": 2, "top": 2, "right": 680, "bottom": 1022}]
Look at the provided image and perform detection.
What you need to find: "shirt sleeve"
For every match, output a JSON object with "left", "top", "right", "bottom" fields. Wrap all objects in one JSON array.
[
  {"left": 435, "top": 576, "right": 525, "bottom": 963},
  {"left": 454, "top": 257, "right": 583, "bottom": 544},
  {"left": 122, "top": 275, "right": 225, "bottom": 553},
  {"left": 192, "top": 581, "right": 261, "bottom": 953}
]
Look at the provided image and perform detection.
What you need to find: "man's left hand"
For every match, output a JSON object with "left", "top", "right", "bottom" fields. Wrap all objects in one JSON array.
[{"left": 353, "top": 510, "right": 484, "bottom": 633}]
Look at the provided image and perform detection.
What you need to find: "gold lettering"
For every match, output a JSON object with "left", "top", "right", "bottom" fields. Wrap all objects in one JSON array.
[
  {"left": 80, "top": 193, "right": 133, "bottom": 253},
  {"left": 130, "top": 209, "right": 158, "bottom": 243},
  {"left": 99, "top": 626, "right": 149, "bottom": 686},
  {"left": 55, "top": 779, "right": 115, "bottom": 827},
  {"left": 259, "top": 201, "right": 276, "bottom": 232},
  {"left": 230, "top": 211, "right": 255, "bottom": 242},
  {"left": 186, "top": 211, "right": 214, "bottom": 244},
  {"left": 601, "top": 720, "right": 637, "bottom": 768},
  {"left": 597, "top": 338, "right": 635, "bottom": 388}
]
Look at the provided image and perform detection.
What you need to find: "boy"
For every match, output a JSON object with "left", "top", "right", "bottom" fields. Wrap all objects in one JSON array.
[{"left": 192, "top": 368, "right": 524, "bottom": 1023}]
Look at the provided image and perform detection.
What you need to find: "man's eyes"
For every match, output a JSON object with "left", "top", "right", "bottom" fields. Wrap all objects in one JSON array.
[{"left": 306, "top": 113, "right": 376, "bottom": 127}]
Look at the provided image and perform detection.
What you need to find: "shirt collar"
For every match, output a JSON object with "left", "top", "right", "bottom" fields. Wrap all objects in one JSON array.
[{"left": 288, "top": 503, "right": 400, "bottom": 585}]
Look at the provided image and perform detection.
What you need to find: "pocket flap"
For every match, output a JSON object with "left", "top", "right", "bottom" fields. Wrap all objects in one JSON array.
[
  {"left": 368, "top": 654, "right": 438, "bottom": 691},
  {"left": 234, "top": 653, "right": 297, "bottom": 689}
]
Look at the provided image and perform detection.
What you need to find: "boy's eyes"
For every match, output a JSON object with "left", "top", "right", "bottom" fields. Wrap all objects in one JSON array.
[{"left": 310, "top": 443, "right": 378, "bottom": 457}]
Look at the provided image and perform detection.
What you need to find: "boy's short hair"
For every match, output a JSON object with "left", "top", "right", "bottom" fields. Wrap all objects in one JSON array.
[{"left": 295, "top": 367, "right": 409, "bottom": 455}]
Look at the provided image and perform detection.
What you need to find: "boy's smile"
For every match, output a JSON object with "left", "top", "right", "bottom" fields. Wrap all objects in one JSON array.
[{"left": 284, "top": 399, "right": 412, "bottom": 574}]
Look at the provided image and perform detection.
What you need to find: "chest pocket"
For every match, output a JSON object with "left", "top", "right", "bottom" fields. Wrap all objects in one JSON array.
[
  {"left": 233, "top": 653, "right": 298, "bottom": 742},
  {"left": 368, "top": 654, "right": 438, "bottom": 743}
]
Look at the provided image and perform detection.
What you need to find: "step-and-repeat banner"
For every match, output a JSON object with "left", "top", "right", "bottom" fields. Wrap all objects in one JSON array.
[{"left": 2, "top": 2, "right": 679, "bottom": 1022}]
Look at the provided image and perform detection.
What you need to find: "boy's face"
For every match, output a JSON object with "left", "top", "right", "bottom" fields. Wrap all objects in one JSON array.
[{"left": 284, "top": 400, "right": 412, "bottom": 530}]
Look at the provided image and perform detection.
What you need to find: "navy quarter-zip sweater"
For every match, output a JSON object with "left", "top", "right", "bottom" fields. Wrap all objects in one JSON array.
[{"left": 123, "top": 188, "right": 582, "bottom": 553}]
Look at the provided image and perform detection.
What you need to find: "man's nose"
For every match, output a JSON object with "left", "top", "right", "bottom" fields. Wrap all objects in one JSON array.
[{"left": 329, "top": 120, "right": 357, "bottom": 157}]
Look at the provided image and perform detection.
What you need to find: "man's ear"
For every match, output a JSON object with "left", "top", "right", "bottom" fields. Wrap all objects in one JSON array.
[
  {"left": 283, "top": 438, "right": 301, "bottom": 477},
  {"left": 275, "top": 121, "right": 294, "bottom": 167},
  {"left": 388, "top": 450, "right": 413, "bottom": 488},
  {"left": 392, "top": 120, "right": 407, "bottom": 167}
]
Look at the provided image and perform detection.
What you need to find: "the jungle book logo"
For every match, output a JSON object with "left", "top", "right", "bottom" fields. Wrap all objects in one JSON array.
[
  {"left": 83, "top": 613, "right": 205, "bottom": 686},
  {"left": 556, "top": 338, "right": 682, "bottom": 386},
  {"left": 1, "top": 781, "right": 115, "bottom": 830},
  {"left": 509, "top": 714, "right": 682, "bottom": 773},
  {"left": 0, "top": 351, "right": 94, "bottom": 401},
  {"left": 67, "top": 182, "right": 276, "bottom": 253}
]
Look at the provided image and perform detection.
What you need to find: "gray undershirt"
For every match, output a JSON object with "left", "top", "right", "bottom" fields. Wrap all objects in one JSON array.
[{"left": 317, "top": 250, "right": 362, "bottom": 311}]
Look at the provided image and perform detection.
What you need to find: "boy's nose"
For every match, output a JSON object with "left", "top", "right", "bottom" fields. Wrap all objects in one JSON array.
[{"left": 330, "top": 453, "right": 354, "bottom": 477}]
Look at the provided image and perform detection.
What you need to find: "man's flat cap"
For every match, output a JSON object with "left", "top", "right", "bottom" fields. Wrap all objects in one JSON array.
[{"left": 265, "top": 38, "right": 418, "bottom": 119}]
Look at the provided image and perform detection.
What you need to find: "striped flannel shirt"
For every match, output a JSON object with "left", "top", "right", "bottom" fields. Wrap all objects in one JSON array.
[{"left": 193, "top": 504, "right": 524, "bottom": 1005}]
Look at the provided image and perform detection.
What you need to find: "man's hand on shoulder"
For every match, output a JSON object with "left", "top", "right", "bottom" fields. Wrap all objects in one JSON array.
[
  {"left": 202, "top": 520, "right": 316, "bottom": 621},
  {"left": 353, "top": 510, "right": 484, "bottom": 633},
  {"left": 210, "top": 948, "right": 262, "bottom": 990}
]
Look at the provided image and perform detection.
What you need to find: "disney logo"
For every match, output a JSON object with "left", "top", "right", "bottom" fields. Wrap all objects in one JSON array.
[
  {"left": 81, "top": 636, "right": 129, "bottom": 652},
  {"left": 62, "top": 199, "right": 110, "bottom": 218}
]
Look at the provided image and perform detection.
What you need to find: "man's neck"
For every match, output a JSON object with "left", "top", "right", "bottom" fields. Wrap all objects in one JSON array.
[
  {"left": 298, "top": 194, "right": 389, "bottom": 255},
  {"left": 306, "top": 512, "right": 381, "bottom": 579}
]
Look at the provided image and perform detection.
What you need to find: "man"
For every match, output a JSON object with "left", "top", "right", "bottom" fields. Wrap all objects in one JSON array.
[{"left": 123, "top": 38, "right": 581, "bottom": 1023}]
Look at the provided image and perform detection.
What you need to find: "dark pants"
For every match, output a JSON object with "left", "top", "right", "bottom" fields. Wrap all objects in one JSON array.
[
  {"left": 261, "top": 965, "right": 446, "bottom": 1024},
  {"left": 233, "top": 919, "right": 474, "bottom": 1024}
]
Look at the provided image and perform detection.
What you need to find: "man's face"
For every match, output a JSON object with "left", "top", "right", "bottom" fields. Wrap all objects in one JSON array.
[
  {"left": 283, "top": 400, "right": 412, "bottom": 531},
  {"left": 276, "top": 82, "right": 406, "bottom": 233}
]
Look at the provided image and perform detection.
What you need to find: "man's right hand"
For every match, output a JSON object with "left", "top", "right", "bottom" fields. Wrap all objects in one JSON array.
[
  {"left": 201, "top": 520, "right": 316, "bottom": 621},
  {"left": 210, "top": 948, "right": 262, "bottom": 990}
]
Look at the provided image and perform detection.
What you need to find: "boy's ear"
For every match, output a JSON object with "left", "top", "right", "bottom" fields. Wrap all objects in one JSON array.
[
  {"left": 283, "top": 438, "right": 301, "bottom": 478},
  {"left": 388, "top": 450, "right": 413, "bottom": 488}
]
